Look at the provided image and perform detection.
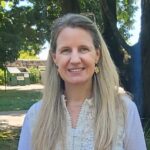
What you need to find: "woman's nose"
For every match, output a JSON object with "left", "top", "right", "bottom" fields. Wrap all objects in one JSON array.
[{"left": 70, "top": 50, "right": 81, "bottom": 64}]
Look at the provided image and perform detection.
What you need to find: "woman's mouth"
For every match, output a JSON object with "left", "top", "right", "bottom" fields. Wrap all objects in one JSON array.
[{"left": 68, "top": 68, "right": 84, "bottom": 72}]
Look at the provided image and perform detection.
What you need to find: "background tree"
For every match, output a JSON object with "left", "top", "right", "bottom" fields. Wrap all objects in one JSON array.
[
  {"left": 0, "top": 0, "right": 61, "bottom": 68},
  {"left": 0, "top": 1, "right": 20, "bottom": 68},
  {"left": 60, "top": 0, "right": 137, "bottom": 91},
  {"left": 0, "top": 0, "right": 136, "bottom": 67},
  {"left": 18, "top": 50, "right": 39, "bottom": 59},
  {"left": 100, "top": 0, "right": 126, "bottom": 88},
  {"left": 1, "top": 0, "right": 144, "bottom": 114},
  {"left": 60, "top": 0, "right": 80, "bottom": 13},
  {"left": 99, "top": 0, "right": 144, "bottom": 115}
]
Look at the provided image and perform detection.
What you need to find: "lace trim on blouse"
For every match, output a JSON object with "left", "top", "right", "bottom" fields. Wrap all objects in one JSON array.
[{"left": 61, "top": 95, "right": 125, "bottom": 150}]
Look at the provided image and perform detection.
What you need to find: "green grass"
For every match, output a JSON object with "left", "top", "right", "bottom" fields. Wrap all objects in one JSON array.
[
  {"left": 0, "top": 126, "right": 20, "bottom": 150},
  {"left": 0, "top": 89, "right": 150, "bottom": 149},
  {"left": 0, "top": 88, "right": 42, "bottom": 149},
  {"left": 0, "top": 89, "right": 42, "bottom": 111},
  {"left": 144, "top": 119, "right": 150, "bottom": 149},
  {"left": 145, "top": 131, "right": 150, "bottom": 149},
  {"left": 146, "top": 138, "right": 150, "bottom": 149}
]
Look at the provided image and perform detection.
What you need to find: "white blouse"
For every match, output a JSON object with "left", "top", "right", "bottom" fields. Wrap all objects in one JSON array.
[{"left": 18, "top": 95, "right": 147, "bottom": 150}]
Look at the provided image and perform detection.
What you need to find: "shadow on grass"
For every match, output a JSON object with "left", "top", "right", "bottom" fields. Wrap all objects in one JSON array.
[
  {"left": 142, "top": 118, "right": 150, "bottom": 149},
  {"left": 0, "top": 89, "right": 42, "bottom": 111},
  {"left": 0, "top": 122, "right": 21, "bottom": 150}
]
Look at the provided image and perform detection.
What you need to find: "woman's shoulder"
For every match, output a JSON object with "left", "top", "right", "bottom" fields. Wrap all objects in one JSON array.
[
  {"left": 23, "top": 100, "right": 43, "bottom": 131},
  {"left": 119, "top": 94, "right": 147, "bottom": 150},
  {"left": 26, "top": 100, "right": 42, "bottom": 119},
  {"left": 119, "top": 93, "right": 141, "bottom": 126},
  {"left": 118, "top": 87, "right": 137, "bottom": 113},
  {"left": 120, "top": 93, "right": 137, "bottom": 113}
]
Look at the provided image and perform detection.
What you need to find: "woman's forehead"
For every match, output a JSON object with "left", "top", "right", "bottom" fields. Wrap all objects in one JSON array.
[{"left": 56, "top": 27, "right": 95, "bottom": 49}]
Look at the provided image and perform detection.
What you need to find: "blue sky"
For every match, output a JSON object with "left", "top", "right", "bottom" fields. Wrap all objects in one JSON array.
[{"left": 129, "top": 0, "right": 141, "bottom": 45}]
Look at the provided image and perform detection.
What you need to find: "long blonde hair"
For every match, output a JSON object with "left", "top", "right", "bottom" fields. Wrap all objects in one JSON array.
[{"left": 32, "top": 14, "right": 126, "bottom": 150}]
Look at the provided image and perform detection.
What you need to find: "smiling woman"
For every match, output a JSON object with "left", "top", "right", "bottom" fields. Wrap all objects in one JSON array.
[
  {"left": 52, "top": 27, "right": 100, "bottom": 86},
  {"left": 18, "top": 14, "right": 146, "bottom": 150}
]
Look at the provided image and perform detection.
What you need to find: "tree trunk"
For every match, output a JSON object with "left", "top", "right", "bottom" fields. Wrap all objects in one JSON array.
[
  {"left": 100, "top": 0, "right": 130, "bottom": 90},
  {"left": 101, "top": 0, "right": 121, "bottom": 65},
  {"left": 141, "top": 0, "right": 150, "bottom": 118},
  {"left": 61, "top": 0, "right": 80, "bottom": 14}
]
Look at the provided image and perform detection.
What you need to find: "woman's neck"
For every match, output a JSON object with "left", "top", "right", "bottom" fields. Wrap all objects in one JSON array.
[
  {"left": 64, "top": 82, "right": 92, "bottom": 103},
  {"left": 64, "top": 82, "right": 92, "bottom": 128}
]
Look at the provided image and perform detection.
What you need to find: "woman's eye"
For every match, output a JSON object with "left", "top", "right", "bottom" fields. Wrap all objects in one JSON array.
[
  {"left": 61, "top": 49, "right": 70, "bottom": 54},
  {"left": 80, "top": 47, "right": 89, "bottom": 53}
]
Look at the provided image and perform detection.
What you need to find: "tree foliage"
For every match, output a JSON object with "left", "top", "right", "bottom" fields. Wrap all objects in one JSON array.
[
  {"left": 18, "top": 50, "right": 39, "bottom": 59},
  {"left": 0, "top": 1, "right": 20, "bottom": 68},
  {"left": 0, "top": 0, "right": 137, "bottom": 69},
  {"left": 1, "top": 0, "right": 148, "bottom": 118},
  {"left": 0, "top": 0, "right": 61, "bottom": 67},
  {"left": 117, "top": 0, "right": 138, "bottom": 40}
]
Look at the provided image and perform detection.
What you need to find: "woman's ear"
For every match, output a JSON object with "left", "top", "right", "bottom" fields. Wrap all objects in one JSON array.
[{"left": 95, "top": 49, "right": 100, "bottom": 63}]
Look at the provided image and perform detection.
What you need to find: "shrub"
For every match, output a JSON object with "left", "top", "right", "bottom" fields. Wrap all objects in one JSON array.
[
  {"left": 28, "top": 67, "right": 40, "bottom": 83},
  {"left": 0, "top": 69, "right": 5, "bottom": 85}
]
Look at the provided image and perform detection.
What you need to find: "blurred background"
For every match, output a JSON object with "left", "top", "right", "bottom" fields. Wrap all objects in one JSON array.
[{"left": 0, "top": 0, "right": 150, "bottom": 149}]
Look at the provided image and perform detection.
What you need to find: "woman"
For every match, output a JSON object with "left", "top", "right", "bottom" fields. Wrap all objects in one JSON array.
[{"left": 18, "top": 14, "right": 146, "bottom": 150}]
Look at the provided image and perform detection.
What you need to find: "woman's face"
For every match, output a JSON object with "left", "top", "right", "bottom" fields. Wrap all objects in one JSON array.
[{"left": 52, "top": 27, "right": 100, "bottom": 86}]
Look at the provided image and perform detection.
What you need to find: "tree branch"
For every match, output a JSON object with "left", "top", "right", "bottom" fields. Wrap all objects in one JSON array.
[{"left": 100, "top": 0, "right": 132, "bottom": 52}]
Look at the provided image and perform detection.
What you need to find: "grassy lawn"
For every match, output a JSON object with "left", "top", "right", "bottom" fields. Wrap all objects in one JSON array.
[
  {"left": 0, "top": 125, "right": 21, "bottom": 150},
  {"left": 0, "top": 88, "right": 42, "bottom": 149},
  {"left": 144, "top": 119, "right": 150, "bottom": 149},
  {"left": 0, "top": 89, "right": 42, "bottom": 111},
  {"left": 0, "top": 88, "right": 150, "bottom": 149},
  {"left": 146, "top": 139, "right": 150, "bottom": 149}
]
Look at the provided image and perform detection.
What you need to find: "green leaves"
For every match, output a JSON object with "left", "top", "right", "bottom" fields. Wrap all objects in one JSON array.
[
  {"left": 0, "top": 0, "right": 138, "bottom": 67},
  {"left": 0, "top": 1, "right": 6, "bottom": 8},
  {"left": 117, "top": 0, "right": 138, "bottom": 40},
  {"left": 18, "top": 50, "right": 39, "bottom": 60}
]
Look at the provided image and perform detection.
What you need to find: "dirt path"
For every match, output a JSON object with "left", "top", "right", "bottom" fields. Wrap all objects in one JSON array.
[
  {"left": 0, "top": 84, "right": 44, "bottom": 128},
  {"left": 0, "top": 110, "right": 26, "bottom": 128},
  {"left": 0, "top": 84, "right": 44, "bottom": 91}
]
